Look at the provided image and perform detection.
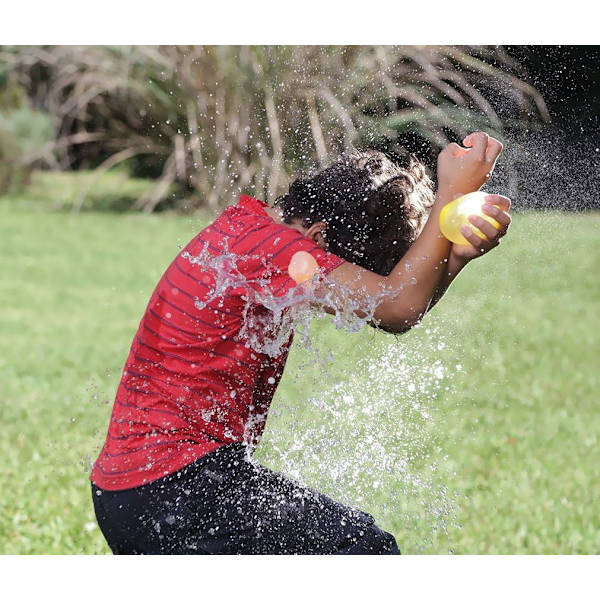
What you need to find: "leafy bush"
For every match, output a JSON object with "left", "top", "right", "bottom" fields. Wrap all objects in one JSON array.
[
  {"left": 0, "top": 126, "right": 27, "bottom": 194},
  {"left": 0, "top": 106, "right": 55, "bottom": 195},
  {"left": 0, "top": 74, "right": 55, "bottom": 195},
  {"left": 0, "top": 106, "right": 54, "bottom": 157}
]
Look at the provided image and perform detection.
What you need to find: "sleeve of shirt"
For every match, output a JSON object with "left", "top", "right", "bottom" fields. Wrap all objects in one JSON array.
[{"left": 249, "top": 224, "right": 346, "bottom": 299}]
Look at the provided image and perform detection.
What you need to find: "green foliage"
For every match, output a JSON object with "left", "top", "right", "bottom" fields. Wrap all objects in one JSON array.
[
  {"left": 0, "top": 107, "right": 54, "bottom": 157},
  {"left": 0, "top": 87, "right": 55, "bottom": 195},
  {"left": 0, "top": 126, "right": 28, "bottom": 194},
  {"left": 2, "top": 169, "right": 159, "bottom": 212},
  {"left": 0, "top": 79, "right": 29, "bottom": 109},
  {"left": 0, "top": 205, "right": 598, "bottom": 554}
]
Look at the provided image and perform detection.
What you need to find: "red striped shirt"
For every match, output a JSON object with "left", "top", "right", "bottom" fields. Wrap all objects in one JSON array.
[{"left": 91, "top": 195, "right": 345, "bottom": 490}]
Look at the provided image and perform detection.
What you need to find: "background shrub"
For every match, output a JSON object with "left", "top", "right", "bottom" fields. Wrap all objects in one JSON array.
[{"left": 1, "top": 46, "right": 547, "bottom": 211}]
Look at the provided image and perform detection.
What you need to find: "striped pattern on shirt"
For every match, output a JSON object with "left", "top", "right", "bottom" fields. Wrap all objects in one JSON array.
[{"left": 91, "top": 195, "right": 345, "bottom": 490}]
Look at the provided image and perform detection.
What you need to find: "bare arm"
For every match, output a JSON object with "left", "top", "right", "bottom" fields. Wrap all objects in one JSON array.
[
  {"left": 315, "top": 191, "right": 453, "bottom": 331},
  {"left": 312, "top": 132, "right": 506, "bottom": 333}
]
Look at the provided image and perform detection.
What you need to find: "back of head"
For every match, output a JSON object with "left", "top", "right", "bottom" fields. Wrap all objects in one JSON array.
[{"left": 275, "top": 149, "right": 435, "bottom": 275}]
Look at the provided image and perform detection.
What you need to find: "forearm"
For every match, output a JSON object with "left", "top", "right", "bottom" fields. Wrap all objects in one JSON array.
[
  {"left": 385, "top": 130, "right": 503, "bottom": 324},
  {"left": 383, "top": 193, "right": 453, "bottom": 323},
  {"left": 323, "top": 132, "right": 505, "bottom": 333},
  {"left": 371, "top": 251, "right": 468, "bottom": 334},
  {"left": 428, "top": 252, "right": 469, "bottom": 310}
]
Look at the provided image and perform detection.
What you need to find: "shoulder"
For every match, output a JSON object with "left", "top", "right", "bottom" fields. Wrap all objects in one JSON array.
[{"left": 227, "top": 215, "right": 307, "bottom": 259}]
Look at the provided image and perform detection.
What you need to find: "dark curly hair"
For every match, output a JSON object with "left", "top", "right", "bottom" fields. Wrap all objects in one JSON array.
[{"left": 274, "top": 149, "right": 435, "bottom": 275}]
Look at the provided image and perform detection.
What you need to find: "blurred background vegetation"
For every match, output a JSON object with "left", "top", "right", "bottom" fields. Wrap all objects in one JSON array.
[{"left": 1, "top": 45, "right": 572, "bottom": 213}]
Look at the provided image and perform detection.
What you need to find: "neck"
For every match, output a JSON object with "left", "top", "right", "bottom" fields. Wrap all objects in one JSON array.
[
  {"left": 264, "top": 204, "right": 284, "bottom": 224},
  {"left": 264, "top": 204, "right": 307, "bottom": 236}
]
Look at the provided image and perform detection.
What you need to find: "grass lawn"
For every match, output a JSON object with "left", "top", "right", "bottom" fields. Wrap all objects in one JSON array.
[{"left": 1, "top": 202, "right": 598, "bottom": 554}]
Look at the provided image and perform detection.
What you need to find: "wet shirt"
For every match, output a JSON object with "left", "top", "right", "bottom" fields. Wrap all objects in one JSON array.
[{"left": 91, "top": 195, "right": 345, "bottom": 491}]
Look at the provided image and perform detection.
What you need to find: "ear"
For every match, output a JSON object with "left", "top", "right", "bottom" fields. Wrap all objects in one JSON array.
[{"left": 305, "top": 221, "right": 328, "bottom": 248}]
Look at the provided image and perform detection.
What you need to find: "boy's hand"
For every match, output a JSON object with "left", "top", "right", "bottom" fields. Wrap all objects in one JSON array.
[
  {"left": 450, "top": 194, "right": 512, "bottom": 262},
  {"left": 437, "top": 132, "right": 503, "bottom": 201}
]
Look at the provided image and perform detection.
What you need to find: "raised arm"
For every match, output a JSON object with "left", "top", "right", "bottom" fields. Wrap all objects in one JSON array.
[{"left": 313, "top": 132, "right": 504, "bottom": 333}]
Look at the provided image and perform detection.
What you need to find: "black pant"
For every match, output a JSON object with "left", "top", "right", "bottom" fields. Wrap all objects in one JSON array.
[{"left": 91, "top": 442, "right": 400, "bottom": 554}]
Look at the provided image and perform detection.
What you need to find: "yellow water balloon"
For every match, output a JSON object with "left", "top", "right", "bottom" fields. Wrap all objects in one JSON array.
[
  {"left": 439, "top": 191, "right": 501, "bottom": 245},
  {"left": 288, "top": 250, "right": 319, "bottom": 284}
]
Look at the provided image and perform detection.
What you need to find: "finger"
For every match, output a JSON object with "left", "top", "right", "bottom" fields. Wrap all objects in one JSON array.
[
  {"left": 443, "top": 142, "right": 466, "bottom": 158},
  {"left": 482, "top": 203, "right": 512, "bottom": 231},
  {"left": 462, "top": 132, "right": 489, "bottom": 160},
  {"left": 484, "top": 194, "right": 511, "bottom": 212},
  {"left": 460, "top": 225, "right": 486, "bottom": 251},
  {"left": 485, "top": 137, "right": 504, "bottom": 164},
  {"left": 468, "top": 215, "right": 500, "bottom": 240}
]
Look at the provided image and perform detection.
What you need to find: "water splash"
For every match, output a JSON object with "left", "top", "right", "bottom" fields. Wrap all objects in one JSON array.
[
  {"left": 181, "top": 244, "right": 459, "bottom": 547},
  {"left": 182, "top": 241, "right": 415, "bottom": 358},
  {"left": 183, "top": 242, "right": 316, "bottom": 357},
  {"left": 257, "top": 326, "right": 460, "bottom": 549}
]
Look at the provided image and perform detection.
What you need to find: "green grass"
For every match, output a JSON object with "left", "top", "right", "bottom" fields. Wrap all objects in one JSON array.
[
  {"left": 3, "top": 169, "right": 158, "bottom": 213},
  {"left": 1, "top": 201, "right": 598, "bottom": 554}
]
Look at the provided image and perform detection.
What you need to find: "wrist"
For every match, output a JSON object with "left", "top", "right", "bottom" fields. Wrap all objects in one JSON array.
[
  {"left": 448, "top": 249, "right": 471, "bottom": 271},
  {"left": 435, "top": 186, "right": 461, "bottom": 206}
]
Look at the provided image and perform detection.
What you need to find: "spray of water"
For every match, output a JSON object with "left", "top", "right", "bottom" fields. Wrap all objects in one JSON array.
[
  {"left": 180, "top": 243, "right": 460, "bottom": 547},
  {"left": 255, "top": 320, "right": 461, "bottom": 549},
  {"left": 182, "top": 240, "right": 411, "bottom": 358}
]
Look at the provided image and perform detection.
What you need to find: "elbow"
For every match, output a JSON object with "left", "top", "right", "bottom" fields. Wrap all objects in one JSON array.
[
  {"left": 372, "top": 299, "right": 428, "bottom": 335},
  {"left": 395, "top": 315, "right": 424, "bottom": 334},
  {"left": 372, "top": 312, "right": 424, "bottom": 335}
]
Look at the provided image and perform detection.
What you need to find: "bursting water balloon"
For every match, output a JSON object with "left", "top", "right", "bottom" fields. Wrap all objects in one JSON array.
[
  {"left": 288, "top": 250, "right": 319, "bottom": 284},
  {"left": 439, "top": 191, "right": 501, "bottom": 245}
]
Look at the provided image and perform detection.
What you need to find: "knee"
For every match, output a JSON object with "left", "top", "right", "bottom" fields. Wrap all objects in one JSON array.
[
  {"left": 368, "top": 526, "right": 401, "bottom": 554},
  {"left": 348, "top": 525, "right": 401, "bottom": 555}
]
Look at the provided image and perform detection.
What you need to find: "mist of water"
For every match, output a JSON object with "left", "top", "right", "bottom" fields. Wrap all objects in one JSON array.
[{"left": 181, "top": 244, "right": 460, "bottom": 547}]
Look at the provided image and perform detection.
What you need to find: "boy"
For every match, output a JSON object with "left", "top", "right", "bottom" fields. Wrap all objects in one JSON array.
[{"left": 91, "top": 131, "right": 510, "bottom": 554}]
